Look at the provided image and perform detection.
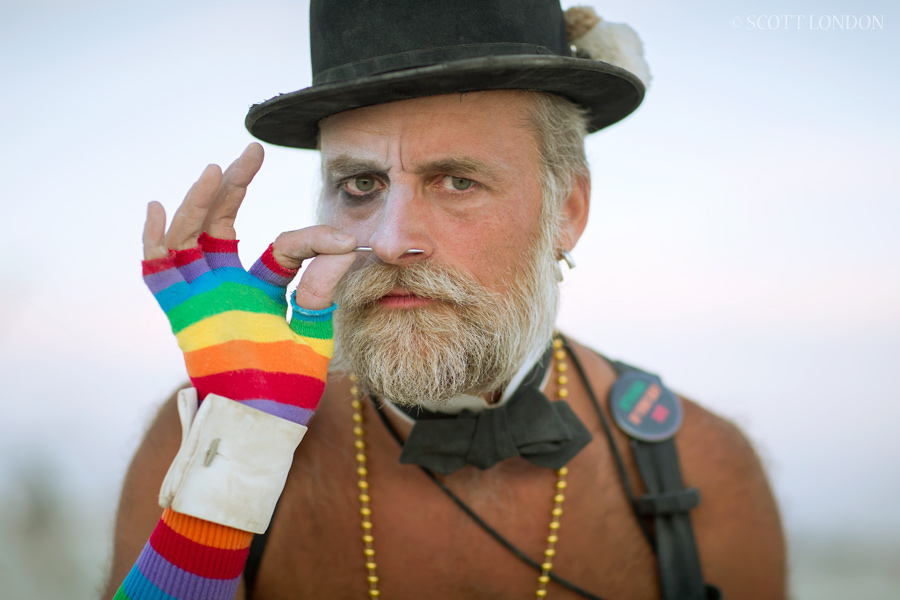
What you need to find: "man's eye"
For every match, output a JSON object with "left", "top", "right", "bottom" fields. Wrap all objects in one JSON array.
[
  {"left": 443, "top": 176, "right": 474, "bottom": 191},
  {"left": 347, "top": 176, "right": 377, "bottom": 194}
]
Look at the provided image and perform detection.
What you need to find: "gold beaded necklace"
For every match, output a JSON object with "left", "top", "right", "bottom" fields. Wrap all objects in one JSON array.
[{"left": 350, "top": 336, "right": 571, "bottom": 598}]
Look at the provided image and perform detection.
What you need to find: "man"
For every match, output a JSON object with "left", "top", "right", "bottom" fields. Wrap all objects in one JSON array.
[{"left": 105, "top": 1, "right": 785, "bottom": 599}]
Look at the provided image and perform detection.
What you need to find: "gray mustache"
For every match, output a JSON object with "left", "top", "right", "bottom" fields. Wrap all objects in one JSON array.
[{"left": 336, "top": 262, "right": 485, "bottom": 308}]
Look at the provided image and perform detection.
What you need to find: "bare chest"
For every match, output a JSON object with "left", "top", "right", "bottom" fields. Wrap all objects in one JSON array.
[{"left": 250, "top": 417, "right": 659, "bottom": 600}]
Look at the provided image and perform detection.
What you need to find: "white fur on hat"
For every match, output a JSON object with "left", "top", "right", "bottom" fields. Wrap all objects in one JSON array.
[{"left": 565, "top": 6, "right": 651, "bottom": 88}]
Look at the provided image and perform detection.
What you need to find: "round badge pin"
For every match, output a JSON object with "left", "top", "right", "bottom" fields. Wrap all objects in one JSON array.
[{"left": 609, "top": 371, "right": 683, "bottom": 442}]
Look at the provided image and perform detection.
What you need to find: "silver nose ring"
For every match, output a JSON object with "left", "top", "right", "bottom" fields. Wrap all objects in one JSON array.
[{"left": 354, "top": 246, "right": 424, "bottom": 254}]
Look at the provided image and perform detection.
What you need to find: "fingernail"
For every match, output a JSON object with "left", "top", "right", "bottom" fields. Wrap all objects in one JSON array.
[{"left": 333, "top": 232, "right": 353, "bottom": 243}]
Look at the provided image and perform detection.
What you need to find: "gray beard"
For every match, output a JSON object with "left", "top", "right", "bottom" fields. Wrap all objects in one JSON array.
[{"left": 330, "top": 243, "right": 560, "bottom": 407}]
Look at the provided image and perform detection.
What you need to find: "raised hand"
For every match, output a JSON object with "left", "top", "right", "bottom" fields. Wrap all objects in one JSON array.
[
  {"left": 141, "top": 143, "right": 357, "bottom": 424},
  {"left": 108, "top": 145, "right": 358, "bottom": 600}
]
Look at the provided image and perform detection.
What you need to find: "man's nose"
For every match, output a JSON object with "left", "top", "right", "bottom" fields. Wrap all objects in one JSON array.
[{"left": 365, "top": 182, "right": 432, "bottom": 264}]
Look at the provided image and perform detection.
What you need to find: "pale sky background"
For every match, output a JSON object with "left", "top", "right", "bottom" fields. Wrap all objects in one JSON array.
[{"left": 1, "top": 0, "right": 898, "bottom": 596}]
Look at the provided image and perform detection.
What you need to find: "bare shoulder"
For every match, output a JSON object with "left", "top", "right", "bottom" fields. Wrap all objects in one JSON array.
[
  {"left": 101, "top": 386, "right": 248, "bottom": 600},
  {"left": 563, "top": 337, "right": 785, "bottom": 598},
  {"left": 677, "top": 397, "right": 786, "bottom": 599}
]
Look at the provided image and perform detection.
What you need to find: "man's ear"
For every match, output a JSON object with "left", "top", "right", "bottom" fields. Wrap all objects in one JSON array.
[{"left": 555, "top": 172, "right": 591, "bottom": 250}]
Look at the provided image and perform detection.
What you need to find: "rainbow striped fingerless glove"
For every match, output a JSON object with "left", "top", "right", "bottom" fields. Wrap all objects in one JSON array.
[
  {"left": 113, "top": 233, "right": 335, "bottom": 600},
  {"left": 142, "top": 231, "right": 334, "bottom": 425}
]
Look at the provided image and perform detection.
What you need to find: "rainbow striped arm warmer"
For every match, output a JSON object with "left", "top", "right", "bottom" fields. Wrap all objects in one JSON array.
[
  {"left": 113, "top": 233, "right": 334, "bottom": 600},
  {"left": 115, "top": 509, "right": 251, "bottom": 600}
]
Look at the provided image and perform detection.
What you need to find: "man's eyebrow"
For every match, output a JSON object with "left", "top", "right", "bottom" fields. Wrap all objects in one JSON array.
[
  {"left": 323, "top": 156, "right": 387, "bottom": 180},
  {"left": 323, "top": 155, "right": 506, "bottom": 183},
  {"left": 416, "top": 157, "right": 505, "bottom": 183}
]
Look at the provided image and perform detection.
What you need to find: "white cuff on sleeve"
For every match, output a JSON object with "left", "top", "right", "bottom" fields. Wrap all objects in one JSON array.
[{"left": 158, "top": 388, "right": 307, "bottom": 534}]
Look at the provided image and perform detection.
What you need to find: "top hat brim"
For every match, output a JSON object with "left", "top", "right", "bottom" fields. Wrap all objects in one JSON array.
[{"left": 245, "top": 55, "right": 644, "bottom": 149}]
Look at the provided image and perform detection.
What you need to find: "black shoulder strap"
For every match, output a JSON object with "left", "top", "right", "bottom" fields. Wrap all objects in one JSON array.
[
  {"left": 606, "top": 359, "right": 722, "bottom": 600},
  {"left": 243, "top": 499, "right": 280, "bottom": 598}
]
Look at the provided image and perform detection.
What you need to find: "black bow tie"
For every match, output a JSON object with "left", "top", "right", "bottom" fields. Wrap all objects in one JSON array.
[{"left": 394, "top": 348, "right": 593, "bottom": 475}]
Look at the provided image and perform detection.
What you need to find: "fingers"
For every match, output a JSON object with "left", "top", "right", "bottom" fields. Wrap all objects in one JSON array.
[
  {"left": 294, "top": 253, "right": 358, "bottom": 310},
  {"left": 273, "top": 226, "right": 358, "bottom": 311},
  {"left": 143, "top": 201, "right": 169, "bottom": 260},
  {"left": 164, "top": 163, "right": 223, "bottom": 250},
  {"left": 203, "top": 143, "right": 264, "bottom": 239},
  {"left": 157, "top": 142, "right": 263, "bottom": 251},
  {"left": 272, "top": 226, "right": 357, "bottom": 270},
  {"left": 144, "top": 149, "right": 357, "bottom": 312}
]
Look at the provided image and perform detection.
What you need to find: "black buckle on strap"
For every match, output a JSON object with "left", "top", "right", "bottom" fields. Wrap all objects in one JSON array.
[{"left": 636, "top": 487, "right": 701, "bottom": 516}]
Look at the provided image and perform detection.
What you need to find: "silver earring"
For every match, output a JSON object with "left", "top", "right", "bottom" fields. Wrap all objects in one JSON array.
[{"left": 557, "top": 249, "right": 576, "bottom": 270}]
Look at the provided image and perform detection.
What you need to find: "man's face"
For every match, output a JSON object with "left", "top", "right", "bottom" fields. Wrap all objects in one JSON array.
[{"left": 319, "top": 91, "right": 560, "bottom": 404}]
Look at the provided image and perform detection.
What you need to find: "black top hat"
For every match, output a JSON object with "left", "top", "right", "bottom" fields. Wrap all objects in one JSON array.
[{"left": 245, "top": 0, "right": 645, "bottom": 149}]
